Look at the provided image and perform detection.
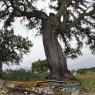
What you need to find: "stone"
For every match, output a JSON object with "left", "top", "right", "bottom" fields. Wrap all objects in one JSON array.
[
  {"left": 0, "top": 79, "right": 80, "bottom": 95},
  {"left": 0, "top": 79, "right": 9, "bottom": 95}
]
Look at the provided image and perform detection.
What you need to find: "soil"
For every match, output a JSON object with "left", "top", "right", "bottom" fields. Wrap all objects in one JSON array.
[
  {"left": 81, "top": 91, "right": 95, "bottom": 95},
  {"left": 7, "top": 91, "right": 95, "bottom": 95},
  {"left": 7, "top": 91, "right": 25, "bottom": 95}
]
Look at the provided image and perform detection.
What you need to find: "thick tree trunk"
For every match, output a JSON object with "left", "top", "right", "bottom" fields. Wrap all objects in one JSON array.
[
  {"left": 42, "top": 17, "right": 71, "bottom": 81},
  {"left": 0, "top": 63, "right": 2, "bottom": 79}
]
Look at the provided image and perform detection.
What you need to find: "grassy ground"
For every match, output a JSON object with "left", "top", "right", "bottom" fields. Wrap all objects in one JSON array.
[
  {"left": 74, "top": 68, "right": 95, "bottom": 94},
  {"left": 2, "top": 68, "right": 95, "bottom": 94}
]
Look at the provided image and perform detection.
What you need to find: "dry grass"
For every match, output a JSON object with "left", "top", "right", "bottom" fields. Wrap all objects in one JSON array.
[
  {"left": 81, "top": 91, "right": 95, "bottom": 95},
  {"left": 75, "top": 71, "right": 95, "bottom": 92}
]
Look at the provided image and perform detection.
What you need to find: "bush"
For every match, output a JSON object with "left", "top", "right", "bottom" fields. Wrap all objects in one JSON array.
[
  {"left": 2, "top": 69, "right": 33, "bottom": 81},
  {"left": 32, "top": 59, "right": 48, "bottom": 73},
  {"left": 2, "top": 69, "right": 49, "bottom": 81},
  {"left": 77, "top": 69, "right": 86, "bottom": 74}
]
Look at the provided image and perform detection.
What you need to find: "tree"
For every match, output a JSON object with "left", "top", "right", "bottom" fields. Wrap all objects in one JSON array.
[
  {"left": 32, "top": 60, "right": 48, "bottom": 73},
  {"left": 0, "top": 29, "right": 32, "bottom": 78},
  {"left": 0, "top": 0, "right": 95, "bottom": 80}
]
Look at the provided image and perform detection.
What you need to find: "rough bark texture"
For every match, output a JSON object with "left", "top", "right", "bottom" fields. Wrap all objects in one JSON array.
[
  {"left": 42, "top": 15, "right": 70, "bottom": 80},
  {"left": 0, "top": 63, "right": 2, "bottom": 79}
]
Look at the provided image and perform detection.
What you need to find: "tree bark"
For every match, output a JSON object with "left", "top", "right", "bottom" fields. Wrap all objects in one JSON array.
[
  {"left": 42, "top": 16, "right": 70, "bottom": 80},
  {"left": 0, "top": 63, "right": 2, "bottom": 79}
]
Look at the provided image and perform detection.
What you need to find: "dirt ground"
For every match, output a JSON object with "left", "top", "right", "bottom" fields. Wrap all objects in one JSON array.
[
  {"left": 7, "top": 92, "right": 25, "bottom": 95},
  {"left": 81, "top": 91, "right": 95, "bottom": 95},
  {"left": 8, "top": 91, "right": 95, "bottom": 95}
]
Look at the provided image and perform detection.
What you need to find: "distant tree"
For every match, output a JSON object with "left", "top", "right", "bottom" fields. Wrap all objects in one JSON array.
[
  {"left": 32, "top": 60, "right": 48, "bottom": 73},
  {"left": 0, "top": 0, "right": 95, "bottom": 80},
  {"left": 3, "top": 69, "right": 33, "bottom": 81},
  {"left": 0, "top": 29, "right": 32, "bottom": 78}
]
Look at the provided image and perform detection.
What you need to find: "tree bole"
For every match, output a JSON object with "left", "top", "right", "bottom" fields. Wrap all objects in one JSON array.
[
  {"left": 42, "top": 16, "right": 70, "bottom": 80},
  {"left": 0, "top": 63, "right": 2, "bottom": 79}
]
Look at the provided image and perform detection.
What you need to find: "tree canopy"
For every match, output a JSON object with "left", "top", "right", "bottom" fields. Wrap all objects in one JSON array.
[
  {"left": 32, "top": 60, "right": 48, "bottom": 73},
  {"left": 0, "top": 0, "right": 95, "bottom": 58},
  {"left": 0, "top": 29, "right": 32, "bottom": 64}
]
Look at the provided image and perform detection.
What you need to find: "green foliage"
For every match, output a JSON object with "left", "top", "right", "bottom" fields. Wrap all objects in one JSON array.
[
  {"left": 0, "top": 29, "right": 32, "bottom": 64},
  {"left": 32, "top": 59, "right": 48, "bottom": 73},
  {"left": 2, "top": 69, "right": 33, "bottom": 81},
  {"left": 29, "top": 71, "right": 49, "bottom": 81},
  {"left": 0, "top": 0, "right": 95, "bottom": 80},
  {"left": 77, "top": 69, "right": 86, "bottom": 74},
  {"left": 0, "top": 0, "right": 95, "bottom": 59},
  {"left": 2, "top": 59, "right": 49, "bottom": 81},
  {"left": 2, "top": 69, "right": 48, "bottom": 81},
  {"left": 77, "top": 67, "right": 95, "bottom": 74},
  {"left": 0, "top": 28, "right": 32, "bottom": 78},
  {"left": 75, "top": 68, "right": 95, "bottom": 92}
]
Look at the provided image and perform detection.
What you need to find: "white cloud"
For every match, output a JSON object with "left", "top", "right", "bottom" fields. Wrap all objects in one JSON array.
[{"left": 1, "top": 0, "right": 95, "bottom": 70}]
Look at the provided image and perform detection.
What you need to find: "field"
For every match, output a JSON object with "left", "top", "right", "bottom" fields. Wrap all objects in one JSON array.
[{"left": 74, "top": 68, "right": 95, "bottom": 95}]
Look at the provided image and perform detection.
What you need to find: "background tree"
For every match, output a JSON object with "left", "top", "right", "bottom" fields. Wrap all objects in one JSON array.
[
  {"left": 0, "top": 0, "right": 95, "bottom": 80},
  {"left": 0, "top": 29, "right": 32, "bottom": 78},
  {"left": 32, "top": 60, "right": 48, "bottom": 73}
]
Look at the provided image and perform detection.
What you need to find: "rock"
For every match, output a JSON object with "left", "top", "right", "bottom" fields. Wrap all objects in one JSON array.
[
  {"left": 0, "top": 79, "right": 9, "bottom": 95},
  {"left": 0, "top": 79, "right": 80, "bottom": 95}
]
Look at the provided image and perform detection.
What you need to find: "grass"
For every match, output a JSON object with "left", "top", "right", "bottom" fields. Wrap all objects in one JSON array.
[
  {"left": 2, "top": 67, "right": 95, "bottom": 93},
  {"left": 74, "top": 68, "right": 95, "bottom": 92},
  {"left": 2, "top": 69, "right": 49, "bottom": 81}
]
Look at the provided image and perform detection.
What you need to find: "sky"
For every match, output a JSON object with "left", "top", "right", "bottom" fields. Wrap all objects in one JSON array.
[
  {"left": 1, "top": 0, "right": 95, "bottom": 71},
  {"left": 2, "top": 19, "right": 95, "bottom": 71}
]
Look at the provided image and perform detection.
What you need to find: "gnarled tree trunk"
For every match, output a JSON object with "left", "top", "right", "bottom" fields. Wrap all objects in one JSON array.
[
  {"left": 42, "top": 15, "right": 70, "bottom": 80},
  {"left": 0, "top": 63, "right": 2, "bottom": 79}
]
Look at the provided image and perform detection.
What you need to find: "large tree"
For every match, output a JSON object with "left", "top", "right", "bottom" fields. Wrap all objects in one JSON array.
[
  {"left": 0, "top": 29, "right": 32, "bottom": 78},
  {"left": 0, "top": 0, "right": 95, "bottom": 80}
]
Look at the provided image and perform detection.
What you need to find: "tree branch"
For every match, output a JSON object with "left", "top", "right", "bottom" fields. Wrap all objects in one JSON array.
[
  {"left": 16, "top": 10, "right": 47, "bottom": 20},
  {"left": 68, "top": 6, "right": 95, "bottom": 29},
  {"left": 56, "top": 0, "right": 70, "bottom": 18},
  {"left": 8, "top": 0, "right": 47, "bottom": 20},
  {"left": 56, "top": 0, "right": 64, "bottom": 18},
  {"left": 56, "top": 0, "right": 70, "bottom": 31},
  {"left": 83, "top": 18, "right": 95, "bottom": 28},
  {"left": 2, "top": 0, "right": 10, "bottom": 8}
]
